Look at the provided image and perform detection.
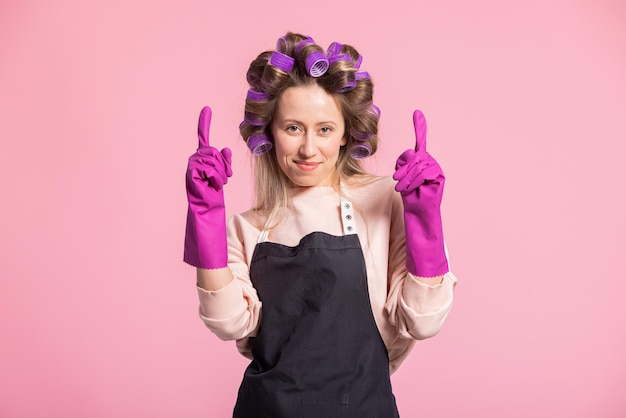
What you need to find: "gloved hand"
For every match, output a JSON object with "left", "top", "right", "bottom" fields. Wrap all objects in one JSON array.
[
  {"left": 393, "top": 110, "right": 449, "bottom": 277},
  {"left": 184, "top": 106, "right": 233, "bottom": 269}
]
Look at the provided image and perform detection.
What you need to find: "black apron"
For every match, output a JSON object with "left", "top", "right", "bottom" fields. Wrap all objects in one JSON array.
[{"left": 233, "top": 198, "right": 399, "bottom": 418}]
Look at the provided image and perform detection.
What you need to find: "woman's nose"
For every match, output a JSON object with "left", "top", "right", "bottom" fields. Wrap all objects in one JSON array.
[{"left": 299, "top": 133, "right": 316, "bottom": 157}]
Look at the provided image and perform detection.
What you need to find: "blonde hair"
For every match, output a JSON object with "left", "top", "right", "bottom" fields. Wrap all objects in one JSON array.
[{"left": 239, "top": 32, "right": 380, "bottom": 215}]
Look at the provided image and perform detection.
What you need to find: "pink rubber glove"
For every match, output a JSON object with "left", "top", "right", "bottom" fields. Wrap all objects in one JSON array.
[
  {"left": 184, "top": 106, "right": 233, "bottom": 269},
  {"left": 393, "top": 110, "right": 449, "bottom": 277}
]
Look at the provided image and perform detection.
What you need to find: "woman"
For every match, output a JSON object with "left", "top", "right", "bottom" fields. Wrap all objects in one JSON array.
[{"left": 184, "top": 32, "right": 458, "bottom": 417}]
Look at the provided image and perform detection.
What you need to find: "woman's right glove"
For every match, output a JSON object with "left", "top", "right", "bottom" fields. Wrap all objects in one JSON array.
[
  {"left": 184, "top": 106, "right": 233, "bottom": 269},
  {"left": 393, "top": 110, "right": 449, "bottom": 278}
]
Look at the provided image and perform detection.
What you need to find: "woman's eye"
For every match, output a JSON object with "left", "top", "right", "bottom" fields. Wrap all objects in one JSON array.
[
  {"left": 286, "top": 125, "right": 299, "bottom": 132},
  {"left": 320, "top": 127, "right": 332, "bottom": 134}
]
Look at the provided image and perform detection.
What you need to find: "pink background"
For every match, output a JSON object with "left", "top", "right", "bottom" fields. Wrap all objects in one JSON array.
[{"left": 1, "top": 0, "right": 625, "bottom": 417}]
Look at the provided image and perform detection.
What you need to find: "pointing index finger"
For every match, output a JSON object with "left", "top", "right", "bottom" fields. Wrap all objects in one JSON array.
[
  {"left": 412, "top": 109, "right": 427, "bottom": 154},
  {"left": 197, "top": 106, "right": 212, "bottom": 149}
]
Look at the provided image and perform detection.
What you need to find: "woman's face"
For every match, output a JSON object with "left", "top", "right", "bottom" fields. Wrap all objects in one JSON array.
[{"left": 271, "top": 84, "right": 346, "bottom": 187}]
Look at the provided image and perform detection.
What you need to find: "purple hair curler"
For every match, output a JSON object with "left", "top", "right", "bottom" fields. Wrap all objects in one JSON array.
[
  {"left": 247, "top": 133, "right": 273, "bottom": 155},
  {"left": 336, "top": 71, "right": 357, "bottom": 93},
  {"left": 306, "top": 51, "right": 329, "bottom": 77},
  {"left": 294, "top": 37, "right": 314, "bottom": 55},
  {"left": 355, "top": 71, "right": 370, "bottom": 81},
  {"left": 328, "top": 53, "right": 351, "bottom": 66},
  {"left": 276, "top": 36, "right": 287, "bottom": 52},
  {"left": 327, "top": 42, "right": 362, "bottom": 68},
  {"left": 327, "top": 41, "right": 343, "bottom": 57},
  {"left": 269, "top": 51, "right": 295, "bottom": 73},
  {"left": 337, "top": 79, "right": 357, "bottom": 93},
  {"left": 244, "top": 112, "right": 266, "bottom": 126},
  {"left": 370, "top": 104, "right": 381, "bottom": 119},
  {"left": 350, "top": 142, "right": 371, "bottom": 159},
  {"left": 351, "top": 127, "right": 373, "bottom": 141},
  {"left": 247, "top": 89, "right": 270, "bottom": 101}
]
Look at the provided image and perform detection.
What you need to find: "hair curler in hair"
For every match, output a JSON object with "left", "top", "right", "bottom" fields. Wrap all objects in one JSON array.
[
  {"left": 355, "top": 71, "right": 370, "bottom": 81},
  {"left": 247, "top": 89, "right": 270, "bottom": 101},
  {"left": 269, "top": 51, "right": 295, "bottom": 73},
  {"left": 350, "top": 142, "right": 372, "bottom": 159},
  {"left": 294, "top": 36, "right": 329, "bottom": 77},
  {"left": 327, "top": 53, "right": 357, "bottom": 92},
  {"left": 276, "top": 36, "right": 288, "bottom": 53},
  {"left": 351, "top": 127, "right": 373, "bottom": 141},
  {"left": 370, "top": 104, "right": 381, "bottom": 119},
  {"left": 327, "top": 41, "right": 343, "bottom": 57},
  {"left": 247, "top": 133, "right": 273, "bottom": 155},
  {"left": 328, "top": 53, "right": 351, "bottom": 66},
  {"left": 294, "top": 37, "right": 314, "bottom": 55},
  {"left": 305, "top": 51, "right": 329, "bottom": 77},
  {"left": 243, "top": 112, "right": 266, "bottom": 126},
  {"left": 337, "top": 79, "right": 357, "bottom": 93},
  {"left": 327, "top": 42, "right": 362, "bottom": 68}
]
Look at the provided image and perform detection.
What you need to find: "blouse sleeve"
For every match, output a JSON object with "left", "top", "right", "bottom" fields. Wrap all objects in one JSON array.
[
  {"left": 196, "top": 215, "right": 262, "bottom": 342},
  {"left": 384, "top": 189, "right": 458, "bottom": 340}
]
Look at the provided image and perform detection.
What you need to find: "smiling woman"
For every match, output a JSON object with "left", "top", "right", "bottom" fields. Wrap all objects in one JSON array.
[
  {"left": 183, "top": 32, "right": 458, "bottom": 417},
  {"left": 271, "top": 84, "right": 346, "bottom": 188}
]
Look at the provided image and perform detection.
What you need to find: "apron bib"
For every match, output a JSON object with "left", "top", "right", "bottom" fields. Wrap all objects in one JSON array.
[{"left": 233, "top": 197, "right": 399, "bottom": 418}]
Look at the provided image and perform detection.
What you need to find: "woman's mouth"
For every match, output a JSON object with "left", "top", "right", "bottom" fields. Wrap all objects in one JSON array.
[{"left": 294, "top": 161, "right": 321, "bottom": 171}]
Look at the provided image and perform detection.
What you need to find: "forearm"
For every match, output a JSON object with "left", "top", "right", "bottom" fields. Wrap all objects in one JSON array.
[
  {"left": 386, "top": 272, "right": 457, "bottom": 340},
  {"left": 197, "top": 267, "right": 234, "bottom": 291}
]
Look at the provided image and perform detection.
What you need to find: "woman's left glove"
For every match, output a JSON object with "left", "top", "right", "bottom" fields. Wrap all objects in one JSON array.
[
  {"left": 184, "top": 106, "right": 233, "bottom": 269},
  {"left": 393, "top": 110, "right": 449, "bottom": 277}
]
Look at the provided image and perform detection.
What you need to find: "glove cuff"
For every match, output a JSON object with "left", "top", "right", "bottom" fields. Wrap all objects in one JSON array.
[
  {"left": 183, "top": 204, "right": 228, "bottom": 269},
  {"left": 406, "top": 244, "right": 449, "bottom": 278},
  {"left": 403, "top": 196, "right": 449, "bottom": 277}
]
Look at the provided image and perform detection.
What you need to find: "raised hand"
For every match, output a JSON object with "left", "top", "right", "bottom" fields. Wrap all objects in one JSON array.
[
  {"left": 184, "top": 106, "right": 233, "bottom": 269},
  {"left": 189, "top": 106, "right": 233, "bottom": 191},
  {"left": 393, "top": 110, "right": 444, "bottom": 196},
  {"left": 393, "top": 110, "right": 448, "bottom": 278}
]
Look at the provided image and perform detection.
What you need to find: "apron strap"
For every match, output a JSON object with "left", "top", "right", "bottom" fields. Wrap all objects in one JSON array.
[{"left": 257, "top": 209, "right": 274, "bottom": 244}]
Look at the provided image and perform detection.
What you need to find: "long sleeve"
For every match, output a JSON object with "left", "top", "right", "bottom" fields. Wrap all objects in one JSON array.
[
  {"left": 196, "top": 215, "right": 262, "bottom": 342},
  {"left": 384, "top": 186, "right": 458, "bottom": 340}
]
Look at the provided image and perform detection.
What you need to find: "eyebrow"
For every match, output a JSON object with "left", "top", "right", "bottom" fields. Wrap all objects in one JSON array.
[{"left": 282, "top": 119, "right": 338, "bottom": 126}]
